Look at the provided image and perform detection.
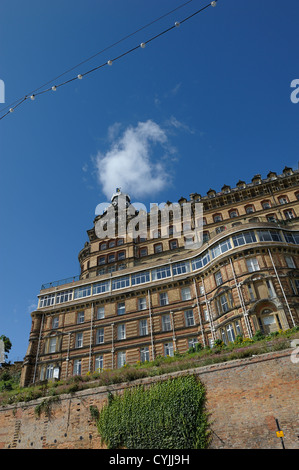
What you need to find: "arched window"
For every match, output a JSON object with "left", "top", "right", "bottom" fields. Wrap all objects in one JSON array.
[
  {"left": 213, "top": 213, "right": 223, "bottom": 223},
  {"left": 284, "top": 208, "right": 295, "bottom": 220},
  {"left": 245, "top": 204, "right": 255, "bottom": 214},
  {"left": 229, "top": 209, "right": 239, "bottom": 218},
  {"left": 261, "top": 200, "right": 271, "bottom": 210},
  {"left": 278, "top": 195, "right": 289, "bottom": 205}
]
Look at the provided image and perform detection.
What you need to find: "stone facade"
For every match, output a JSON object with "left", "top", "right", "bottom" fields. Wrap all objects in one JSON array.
[{"left": 20, "top": 166, "right": 299, "bottom": 387}]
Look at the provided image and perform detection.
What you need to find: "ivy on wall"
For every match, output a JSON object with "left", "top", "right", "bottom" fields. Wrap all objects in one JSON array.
[{"left": 97, "top": 374, "right": 209, "bottom": 449}]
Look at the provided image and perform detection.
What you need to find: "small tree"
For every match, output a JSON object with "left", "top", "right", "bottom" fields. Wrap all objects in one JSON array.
[{"left": 0, "top": 335, "right": 12, "bottom": 362}]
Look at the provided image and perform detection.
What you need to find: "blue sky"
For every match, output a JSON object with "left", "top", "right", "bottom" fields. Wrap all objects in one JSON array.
[{"left": 0, "top": 0, "right": 299, "bottom": 363}]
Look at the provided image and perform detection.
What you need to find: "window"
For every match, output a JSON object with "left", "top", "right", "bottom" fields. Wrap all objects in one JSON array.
[
  {"left": 267, "top": 214, "right": 277, "bottom": 223},
  {"left": 216, "top": 226, "right": 225, "bottom": 234},
  {"left": 192, "top": 252, "right": 210, "bottom": 270},
  {"left": 278, "top": 196, "right": 288, "bottom": 205},
  {"left": 140, "top": 347, "right": 150, "bottom": 362},
  {"left": 203, "top": 308, "right": 209, "bottom": 322},
  {"left": 49, "top": 337, "right": 57, "bottom": 354},
  {"left": 203, "top": 231, "right": 210, "bottom": 243},
  {"left": 185, "top": 310, "right": 195, "bottom": 327},
  {"left": 132, "top": 271, "right": 150, "bottom": 286},
  {"left": 117, "top": 238, "right": 124, "bottom": 246},
  {"left": 97, "top": 267, "right": 106, "bottom": 276},
  {"left": 284, "top": 209, "right": 295, "bottom": 220},
  {"left": 213, "top": 214, "right": 222, "bottom": 223},
  {"left": 112, "top": 276, "right": 130, "bottom": 290},
  {"left": 100, "top": 242, "right": 107, "bottom": 251},
  {"left": 154, "top": 243, "right": 163, "bottom": 253},
  {"left": 117, "top": 302, "right": 126, "bottom": 315},
  {"left": 40, "top": 293, "right": 55, "bottom": 308},
  {"left": 245, "top": 205, "right": 255, "bottom": 214},
  {"left": 164, "top": 342, "right": 174, "bottom": 357},
  {"left": 117, "top": 324, "right": 126, "bottom": 340},
  {"left": 229, "top": 209, "right": 239, "bottom": 218},
  {"left": 117, "top": 351, "right": 126, "bottom": 368},
  {"left": 220, "top": 321, "right": 242, "bottom": 345},
  {"left": 173, "top": 261, "right": 190, "bottom": 276},
  {"left": 211, "top": 239, "right": 232, "bottom": 259},
  {"left": 284, "top": 231, "right": 299, "bottom": 244},
  {"left": 138, "top": 297, "right": 147, "bottom": 310},
  {"left": 216, "top": 291, "right": 233, "bottom": 314},
  {"left": 226, "top": 323, "right": 236, "bottom": 342},
  {"left": 52, "top": 317, "right": 59, "bottom": 329},
  {"left": 108, "top": 253, "right": 115, "bottom": 263},
  {"left": 153, "top": 229, "right": 161, "bottom": 239},
  {"left": 93, "top": 280, "right": 110, "bottom": 294},
  {"left": 152, "top": 266, "right": 171, "bottom": 281},
  {"left": 257, "top": 229, "right": 282, "bottom": 242},
  {"left": 109, "top": 240, "right": 115, "bottom": 248},
  {"left": 294, "top": 279, "right": 299, "bottom": 295},
  {"left": 181, "top": 287, "right": 191, "bottom": 301},
  {"left": 215, "top": 270, "right": 223, "bottom": 286},
  {"left": 98, "top": 256, "right": 106, "bottom": 265},
  {"left": 232, "top": 231, "right": 257, "bottom": 247},
  {"left": 285, "top": 255, "right": 296, "bottom": 269},
  {"left": 107, "top": 265, "right": 116, "bottom": 274},
  {"left": 118, "top": 263, "right": 126, "bottom": 271},
  {"left": 74, "top": 285, "right": 91, "bottom": 299},
  {"left": 96, "top": 328, "right": 104, "bottom": 344},
  {"left": 77, "top": 311, "right": 85, "bottom": 324},
  {"left": 56, "top": 289, "right": 73, "bottom": 304},
  {"left": 117, "top": 251, "right": 126, "bottom": 260},
  {"left": 246, "top": 257, "right": 260, "bottom": 272},
  {"left": 247, "top": 283, "right": 255, "bottom": 301},
  {"left": 262, "top": 201, "right": 271, "bottom": 210},
  {"left": 188, "top": 338, "right": 198, "bottom": 349},
  {"left": 159, "top": 292, "right": 169, "bottom": 306},
  {"left": 219, "top": 294, "right": 229, "bottom": 313},
  {"left": 75, "top": 332, "right": 83, "bottom": 348},
  {"left": 169, "top": 239, "right": 178, "bottom": 250},
  {"left": 95, "top": 355, "right": 103, "bottom": 372},
  {"left": 139, "top": 319, "right": 148, "bottom": 336},
  {"left": 97, "top": 306, "right": 105, "bottom": 319},
  {"left": 139, "top": 247, "right": 148, "bottom": 257},
  {"left": 162, "top": 314, "right": 171, "bottom": 331},
  {"left": 266, "top": 280, "right": 275, "bottom": 298},
  {"left": 73, "top": 359, "right": 81, "bottom": 376}
]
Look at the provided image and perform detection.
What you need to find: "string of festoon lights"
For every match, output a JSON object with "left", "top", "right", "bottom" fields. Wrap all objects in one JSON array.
[{"left": 0, "top": 0, "right": 218, "bottom": 121}]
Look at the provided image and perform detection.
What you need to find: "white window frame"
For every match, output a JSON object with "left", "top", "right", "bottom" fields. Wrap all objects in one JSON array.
[
  {"left": 117, "top": 324, "right": 126, "bottom": 340},
  {"left": 162, "top": 314, "right": 171, "bottom": 331},
  {"left": 246, "top": 257, "right": 260, "bottom": 273},
  {"left": 96, "top": 328, "right": 104, "bottom": 344},
  {"left": 181, "top": 287, "right": 191, "bottom": 301}
]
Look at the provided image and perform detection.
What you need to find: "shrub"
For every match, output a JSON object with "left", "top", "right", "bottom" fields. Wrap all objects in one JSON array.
[
  {"left": 97, "top": 375, "right": 209, "bottom": 449},
  {"left": 253, "top": 330, "right": 265, "bottom": 341}
]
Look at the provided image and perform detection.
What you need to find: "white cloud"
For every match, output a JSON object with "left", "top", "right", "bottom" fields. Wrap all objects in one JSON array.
[{"left": 94, "top": 120, "right": 174, "bottom": 199}]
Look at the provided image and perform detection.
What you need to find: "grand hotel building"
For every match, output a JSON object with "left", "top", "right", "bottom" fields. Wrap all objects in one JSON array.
[{"left": 21, "top": 166, "right": 299, "bottom": 386}]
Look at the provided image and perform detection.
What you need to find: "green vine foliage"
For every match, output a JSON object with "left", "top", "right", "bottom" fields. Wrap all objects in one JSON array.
[{"left": 97, "top": 375, "right": 209, "bottom": 449}]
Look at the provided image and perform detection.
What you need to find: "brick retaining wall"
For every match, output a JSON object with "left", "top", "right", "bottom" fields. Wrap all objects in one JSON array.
[{"left": 0, "top": 349, "right": 298, "bottom": 449}]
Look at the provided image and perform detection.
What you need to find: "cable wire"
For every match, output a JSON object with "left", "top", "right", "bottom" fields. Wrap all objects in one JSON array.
[{"left": 0, "top": 1, "right": 218, "bottom": 121}]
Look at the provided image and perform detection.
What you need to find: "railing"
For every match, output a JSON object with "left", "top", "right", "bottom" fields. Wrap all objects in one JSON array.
[{"left": 41, "top": 275, "right": 81, "bottom": 290}]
